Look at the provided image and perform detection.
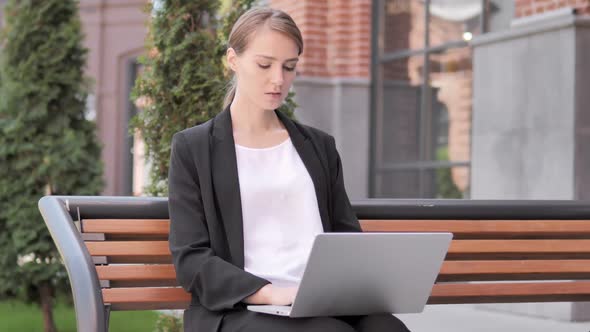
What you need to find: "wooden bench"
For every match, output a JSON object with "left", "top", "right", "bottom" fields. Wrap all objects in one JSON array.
[{"left": 39, "top": 196, "right": 590, "bottom": 331}]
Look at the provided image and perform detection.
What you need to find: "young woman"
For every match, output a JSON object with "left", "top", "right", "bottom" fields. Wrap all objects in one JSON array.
[{"left": 168, "top": 7, "right": 411, "bottom": 332}]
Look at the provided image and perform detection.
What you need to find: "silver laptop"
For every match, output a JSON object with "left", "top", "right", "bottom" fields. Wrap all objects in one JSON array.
[{"left": 247, "top": 232, "right": 452, "bottom": 318}]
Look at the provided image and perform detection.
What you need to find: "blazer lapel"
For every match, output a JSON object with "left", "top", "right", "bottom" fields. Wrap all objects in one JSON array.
[{"left": 211, "top": 107, "right": 246, "bottom": 268}]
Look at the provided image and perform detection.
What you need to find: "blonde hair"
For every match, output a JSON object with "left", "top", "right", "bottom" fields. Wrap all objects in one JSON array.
[{"left": 223, "top": 8, "right": 304, "bottom": 109}]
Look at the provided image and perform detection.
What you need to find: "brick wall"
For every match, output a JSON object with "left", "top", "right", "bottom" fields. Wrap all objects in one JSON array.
[
  {"left": 270, "top": 0, "right": 371, "bottom": 79},
  {"left": 515, "top": 0, "right": 590, "bottom": 17}
]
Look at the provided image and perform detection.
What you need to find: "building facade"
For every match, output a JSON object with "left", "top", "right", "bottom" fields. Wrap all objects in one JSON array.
[{"left": 78, "top": 0, "right": 147, "bottom": 196}]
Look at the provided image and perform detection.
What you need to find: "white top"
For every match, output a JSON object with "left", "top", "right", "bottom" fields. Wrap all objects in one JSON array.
[{"left": 235, "top": 137, "right": 324, "bottom": 287}]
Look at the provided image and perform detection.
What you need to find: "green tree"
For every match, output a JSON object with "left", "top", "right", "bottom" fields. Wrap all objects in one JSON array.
[
  {"left": 132, "top": 0, "right": 297, "bottom": 196},
  {"left": 435, "top": 147, "right": 463, "bottom": 199},
  {"left": 0, "top": 1, "right": 103, "bottom": 331}
]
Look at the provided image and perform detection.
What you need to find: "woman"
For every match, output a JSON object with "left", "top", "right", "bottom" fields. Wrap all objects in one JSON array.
[{"left": 168, "top": 7, "right": 411, "bottom": 332}]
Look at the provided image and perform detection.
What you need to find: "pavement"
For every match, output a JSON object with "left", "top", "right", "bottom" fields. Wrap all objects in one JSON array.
[{"left": 396, "top": 304, "right": 590, "bottom": 332}]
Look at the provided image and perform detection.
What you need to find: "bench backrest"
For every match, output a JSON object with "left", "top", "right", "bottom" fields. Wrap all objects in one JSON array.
[{"left": 82, "top": 217, "right": 590, "bottom": 310}]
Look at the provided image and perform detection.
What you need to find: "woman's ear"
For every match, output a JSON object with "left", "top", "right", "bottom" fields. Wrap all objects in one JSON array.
[{"left": 226, "top": 48, "right": 238, "bottom": 72}]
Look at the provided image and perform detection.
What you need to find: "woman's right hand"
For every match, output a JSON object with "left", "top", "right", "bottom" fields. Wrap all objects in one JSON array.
[
  {"left": 244, "top": 284, "right": 298, "bottom": 305},
  {"left": 268, "top": 284, "right": 298, "bottom": 305}
]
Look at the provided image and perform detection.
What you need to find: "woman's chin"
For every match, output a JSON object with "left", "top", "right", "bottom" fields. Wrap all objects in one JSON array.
[{"left": 263, "top": 101, "right": 283, "bottom": 110}]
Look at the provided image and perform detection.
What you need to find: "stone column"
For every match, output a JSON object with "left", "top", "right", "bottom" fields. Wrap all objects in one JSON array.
[{"left": 471, "top": 9, "right": 590, "bottom": 320}]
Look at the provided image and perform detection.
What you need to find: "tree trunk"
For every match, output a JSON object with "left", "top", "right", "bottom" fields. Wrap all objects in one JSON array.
[{"left": 39, "top": 282, "right": 57, "bottom": 332}]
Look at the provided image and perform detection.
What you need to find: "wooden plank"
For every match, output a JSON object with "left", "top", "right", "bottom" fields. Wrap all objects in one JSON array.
[
  {"left": 360, "top": 220, "right": 590, "bottom": 239},
  {"left": 108, "top": 280, "right": 179, "bottom": 288},
  {"left": 82, "top": 219, "right": 169, "bottom": 235},
  {"left": 438, "top": 260, "right": 590, "bottom": 281},
  {"left": 429, "top": 281, "right": 590, "bottom": 304},
  {"left": 102, "top": 287, "right": 190, "bottom": 311},
  {"left": 101, "top": 281, "right": 590, "bottom": 311},
  {"left": 82, "top": 219, "right": 590, "bottom": 239},
  {"left": 95, "top": 260, "right": 590, "bottom": 285},
  {"left": 447, "top": 240, "right": 590, "bottom": 259},
  {"left": 96, "top": 260, "right": 590, "bottom": 284},
  {"left": 103, "top": 256, "right": 173, "bottom": 264},
  {"left": 86, "top": 241, "right": 170, "bottom": 256},
  {"left": 96, "top": 264, "right": 176, "bottom": 281},
  {"left": 84, "top": 239, "right": 590, "bottom": 261}
]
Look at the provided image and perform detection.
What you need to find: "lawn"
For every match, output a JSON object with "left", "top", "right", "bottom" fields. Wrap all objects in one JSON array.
[{"left": 0, "top": 300, "right": 160, "bottom": 332}]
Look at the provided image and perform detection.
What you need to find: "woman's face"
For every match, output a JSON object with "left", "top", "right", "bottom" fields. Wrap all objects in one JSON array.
[{"left": 228, "top": 25, "right": 299, "bottom": 111}]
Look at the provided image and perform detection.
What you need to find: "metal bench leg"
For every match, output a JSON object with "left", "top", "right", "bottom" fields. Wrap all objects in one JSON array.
[{"left": 104, "top": 305, "right": 111, "bottom": 331}]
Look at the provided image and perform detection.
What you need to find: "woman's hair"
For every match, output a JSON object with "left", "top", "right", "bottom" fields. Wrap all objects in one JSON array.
[{"left": 223, "top": 8, "right": 304, "bottom": 109}]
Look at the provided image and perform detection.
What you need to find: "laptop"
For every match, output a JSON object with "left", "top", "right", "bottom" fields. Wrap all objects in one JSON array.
[{"left": 247, "top": 232, "right": 453, "bottom": 318}]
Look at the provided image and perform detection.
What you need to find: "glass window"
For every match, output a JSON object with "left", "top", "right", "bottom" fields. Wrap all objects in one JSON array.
[
  {"left": 371, "top": 0, "right": 480, "bottom": 198},
  {"left": 383, "top": 0, "right": 426, "bottom": 54},
  {"left": 429, "top": 46, "right": 472, "bottom": 169},
  {"left": 379, "top": 55, "right": 424, "bottom": 166}
]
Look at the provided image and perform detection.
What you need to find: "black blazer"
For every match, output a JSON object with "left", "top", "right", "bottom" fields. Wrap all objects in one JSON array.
[{"left": 168, "top": 106, "right": 361, "bottom": 332}]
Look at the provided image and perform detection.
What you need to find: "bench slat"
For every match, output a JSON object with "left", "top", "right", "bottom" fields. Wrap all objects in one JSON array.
[
  {"left": 102, "top": 287, "right": 190, "bottom": 310},
  {"left": 82, "top": 219, "right": 169, "bottom": 235},
  {"left": 85, "top": 240, "right": 590, "bottom": 261},
  {"left": 96, "top": 264, "right": 177, "bottom": 281},
  {"left": 81, "top": 219, "right": 590, "bottom": 239},
  {"left": 86, "top": 241, "right": 170, "bottom": 256},
  {"left": 94, "top": 261, "right": 590, "bottom": 284},
  {"left": 429, "top": 281, "right": 590, "bottom": 304},
  {"left": 101, "top": 281, "right": 590, "bottom": 311},
  {"left": 361, "top": 220, "right": 590, "bottom": 238},
  {"left": 439, "top": 260, "right": 590, "bottom": 281},
  {"left": 447, "top": 240, "right": 590, "bottom": 259}
]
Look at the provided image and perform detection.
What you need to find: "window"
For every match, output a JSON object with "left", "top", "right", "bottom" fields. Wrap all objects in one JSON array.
[{"left": 370, "top": 0, "right": 503, "bottom": 198}]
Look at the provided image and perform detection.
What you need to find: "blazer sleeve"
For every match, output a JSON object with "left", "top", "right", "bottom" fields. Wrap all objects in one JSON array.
[
  {"left": 168, "top": 132, "right": 270, "bottom": 311},
  {"left": 327, "top": 135, "right": 362, "bottom": 232}
]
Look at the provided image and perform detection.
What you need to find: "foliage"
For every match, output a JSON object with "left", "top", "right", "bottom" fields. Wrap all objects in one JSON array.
[
  {"left": 131, "top": 0, "right": 297, "bottom": 196},
  {"left": 0, "top": 0, "right": 103, "bottom": 329},
  {"left": 153, "top": 312, "right": 183, "bottom": 332},
  {"left": 435, "top": 147, "right": 463, "bottom": 198}
]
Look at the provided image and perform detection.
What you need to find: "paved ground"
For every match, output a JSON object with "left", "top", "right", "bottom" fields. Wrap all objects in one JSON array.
[{"left": 396, "top": 305, "right": 590, "bottom": 332}]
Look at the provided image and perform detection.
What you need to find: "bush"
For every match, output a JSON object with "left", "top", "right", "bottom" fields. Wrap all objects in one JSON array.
[
  {"left": 0, "top": 1, "right": 103, "bottom": 331},
  {"left": 131, "top": 0, "right": 296, "bottom": 196}
]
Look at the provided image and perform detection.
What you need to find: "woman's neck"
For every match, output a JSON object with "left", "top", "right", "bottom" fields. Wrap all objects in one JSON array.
[{"left": 229, "top": 97, "right": 282, "bottom": 134}]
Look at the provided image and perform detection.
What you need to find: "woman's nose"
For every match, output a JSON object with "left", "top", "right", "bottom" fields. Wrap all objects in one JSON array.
[{"left": 271, "top": 66, "right": 284, "bottom": 86}]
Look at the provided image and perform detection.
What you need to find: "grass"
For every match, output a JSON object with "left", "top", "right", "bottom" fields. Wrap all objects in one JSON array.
[{"left": 0, "top": 299, "right": 160, "bottom": 332}]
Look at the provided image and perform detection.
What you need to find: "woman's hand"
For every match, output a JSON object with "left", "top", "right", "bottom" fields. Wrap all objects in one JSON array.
[
  {"left": 268, "top": 285, "right": 298, "bottom": 305},
  {"left": 244, "top": 284, "right": 298, "bottom": 305}
]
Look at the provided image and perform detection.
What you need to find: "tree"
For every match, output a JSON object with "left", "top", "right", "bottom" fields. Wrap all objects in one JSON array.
[
  {"left": 132, "top": 0, "right": 297, "bottom": 196},
  {"left": 0, "top": 1, "right": 103, "bottom": 331}
]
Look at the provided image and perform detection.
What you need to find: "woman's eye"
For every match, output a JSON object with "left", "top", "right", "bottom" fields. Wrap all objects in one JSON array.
[
  {"left": 258, "top": 64, "right": 271, "bottom": 69},
  {"left": 283, "top": 66, "right": 296, "bottom": 72}
]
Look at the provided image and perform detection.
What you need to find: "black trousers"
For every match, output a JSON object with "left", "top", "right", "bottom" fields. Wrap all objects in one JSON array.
[{"left": 220, "top": 309, "right": 411, "bottom": 332}]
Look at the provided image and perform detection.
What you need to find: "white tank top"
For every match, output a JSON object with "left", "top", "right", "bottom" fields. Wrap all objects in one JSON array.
[{"left": 235, "top": 137, "right": 324, "bottom": 287}]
